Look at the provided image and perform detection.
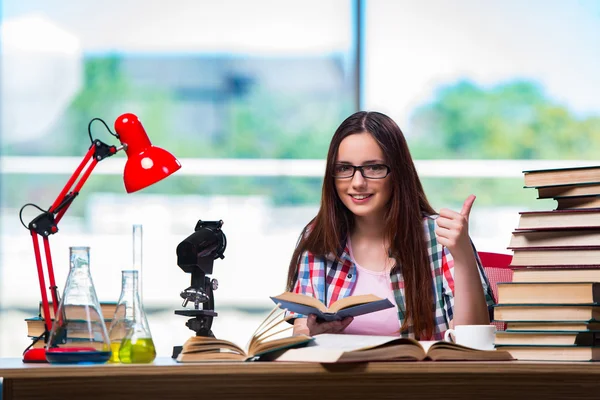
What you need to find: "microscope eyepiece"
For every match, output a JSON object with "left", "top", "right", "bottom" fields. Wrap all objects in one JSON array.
[{"left": 176, "top": 220, "right": 226, "bottom": 274}]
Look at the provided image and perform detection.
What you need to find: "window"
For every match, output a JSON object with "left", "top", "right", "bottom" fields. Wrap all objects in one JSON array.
[
  {"left": 363, "top": 0, "right": 600, "bottom": 250},
  {"left": 0, "top": 0, "right": 356, "bottom": 358}
]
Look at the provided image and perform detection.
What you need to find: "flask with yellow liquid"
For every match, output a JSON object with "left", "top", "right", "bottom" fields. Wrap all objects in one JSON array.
[
  {"left": 108, "top": 269, "right": 156, "bottom": 363},
  {"left": 108, "top": 225, "right": 156, "bottom": 363}
]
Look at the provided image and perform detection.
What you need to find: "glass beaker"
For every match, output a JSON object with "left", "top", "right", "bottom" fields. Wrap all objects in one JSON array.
[
  {"left": 108, "top": 270, "right": 156, "bottom": 363},
  {"left": 46, "top": 246, "right": 111, "bottom": 364}
]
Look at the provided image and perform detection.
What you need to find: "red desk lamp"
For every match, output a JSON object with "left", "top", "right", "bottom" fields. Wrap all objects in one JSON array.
[{"left": 19, "top": 113, "right": 181, "bottom": 363}]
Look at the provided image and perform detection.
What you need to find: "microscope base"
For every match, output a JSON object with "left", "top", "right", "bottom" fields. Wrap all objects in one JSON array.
[{"left": 172, "top": 310, "right": 218, "bottom": 359}]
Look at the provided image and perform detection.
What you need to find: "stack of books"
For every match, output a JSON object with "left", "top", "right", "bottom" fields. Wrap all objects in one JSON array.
[
  {"left": 493, "top": 165, "right": 600, "bottom": 361},
  {"left": 25, "top": 301, "right": 116, "bottom": 349}
]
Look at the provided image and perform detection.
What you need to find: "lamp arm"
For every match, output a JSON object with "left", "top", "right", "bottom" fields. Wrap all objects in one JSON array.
[
  {"left": 52, "top": 139, "right": 120, "bottom": 222},
  {"left": 19, "top": 113, "right": 180, "bottom": 363},
  {"left": 23, "top": 139, "right": 120, "bottom": 336}
]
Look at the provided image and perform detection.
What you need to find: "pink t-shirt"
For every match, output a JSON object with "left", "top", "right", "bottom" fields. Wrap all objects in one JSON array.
[{"left": 343, "top": 239, "right": 401, "bottom": 336}]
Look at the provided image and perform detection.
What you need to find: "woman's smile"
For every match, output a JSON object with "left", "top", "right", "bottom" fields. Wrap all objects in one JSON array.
[{"left": 349, "top": 193, "right": 374, "bottom": 204}]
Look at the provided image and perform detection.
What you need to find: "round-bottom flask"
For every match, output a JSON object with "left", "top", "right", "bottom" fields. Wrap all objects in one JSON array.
[
  {"left": 108, "top": 270, "right": 156, "bottom": 363},
  {"left": 46, "top": 247, "right": 111, "bottom": 364}
]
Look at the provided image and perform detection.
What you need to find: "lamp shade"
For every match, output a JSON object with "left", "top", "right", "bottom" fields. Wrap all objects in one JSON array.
[{"left": 114, "top": 113, "right": 181, "bottom": 193}]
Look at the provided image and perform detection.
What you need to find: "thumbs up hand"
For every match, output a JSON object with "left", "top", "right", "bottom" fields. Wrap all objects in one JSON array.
[{"left": 435, "top": 195, "right": 476, "bottom": 262}]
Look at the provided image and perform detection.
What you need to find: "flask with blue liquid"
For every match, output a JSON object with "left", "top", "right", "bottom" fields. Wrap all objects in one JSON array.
[{"left": 46, "top": 246, "right": 111, "bottom": 364}]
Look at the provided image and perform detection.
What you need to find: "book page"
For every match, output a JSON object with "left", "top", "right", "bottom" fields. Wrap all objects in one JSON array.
[
  {"left": 183, "top": 336, "right": 246, "bottom": 355},
  {"left": 251, "top": 336, "right": 313, "bottom": 357},
  {"left": 331, "top": 299, "right": 394, "bottom": 320},
  {"left": 418, "top": 340, "right": 437, "bottom": 354},
  {"left": 309, "top": 333, "right": 409, "bottom": 351},
  {"left": 274, "top": 334, "right": 424, "bottom": 363},
  {"left": 177, "top": 351, "right": 247, "bottom": 362},
  {"left": 275, "top": 347, "right": 346, "bottom": 363},
  {"left": 246, "top": 304, "right": 314, "bottom": 358},
  {"left": 328, "top": 294, "right": 384, "bottom": 313},
  {"left": 271, "top": 292, "right": 328, "bottom": 313}
]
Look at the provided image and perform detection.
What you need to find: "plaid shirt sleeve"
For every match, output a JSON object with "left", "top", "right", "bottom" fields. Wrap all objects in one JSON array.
[
  {"left": 292, "top": 250, "right": 315, "bottom": 297},
  {"left": 441, "top": 241, "right": 496, "bottom": 323},
  {"left": 286, "top": 250, "right": 317, "bottom": 320}
]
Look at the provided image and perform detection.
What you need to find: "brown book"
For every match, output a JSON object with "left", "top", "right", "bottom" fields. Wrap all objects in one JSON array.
[
  {"left": 497, "top": 282, "right": 600, "bottom": 304},
  {"left": 274, "top": 334, "right": 513, "bottom": 363},
  {"left": 506, "top": 321, "right": 600, "bottom": 331},
  {"left": 537, "top": 182, "right": 600, "bottom": 199},
  {"left": 508, "top": 229, "right": 600, "bottom": 249},
  {"left": 496, "top": 345, "right": 600, "bottom": 361},
  {"left": 25, "top": 317, "right": 112, "bottom": 338},
  {"left": 555, "top": 195, "right": 600, "bottom": 210},
  {"left": 31, "top": 338, "right": 107, "bottom": 350},
  {"left": 177, "top": 306, "right": 312, "bottom": 362},
  {"left": 510, "top": 248, "right": 600, "bottom": 266},
  {"left": 524, "top": 165, "right": 600, "bottom": 187},
  {"left": 495, "top": 331, "right": 600, "bottom": 346},
  {"left": 512, "top": 268, "right": 600, "bottom": 283},
  {"left": 270, "top": 292, "right": 394, "bottom": 322},
  {"left": 494, "top": 304, "right": 600, "bottom": 321},
  {"left": 40, "top": 302, "right": 118, "bottom": 321},
  {"left": 516, "top": 210, "right": 600, "bottom": 230}
]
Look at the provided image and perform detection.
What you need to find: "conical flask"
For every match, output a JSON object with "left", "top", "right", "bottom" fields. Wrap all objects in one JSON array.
[
  {"left": 46, "top": 246, "right": 111, "bottom": 364},
  {"left": 108, "top": 270, "right": 156, "bottom": 363}
]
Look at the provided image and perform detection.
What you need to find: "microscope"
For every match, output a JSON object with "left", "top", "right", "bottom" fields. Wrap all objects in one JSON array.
[{"left": 172, "top": 220, "right": 226, "bottom": 359}]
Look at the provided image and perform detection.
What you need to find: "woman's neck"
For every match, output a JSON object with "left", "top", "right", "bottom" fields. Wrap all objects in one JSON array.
[
  {"left": 352, "top": 214, "right": 386, "bottom": 241},
  {"left": 350, "top": 214, "right": 393, "bottom": 272}
]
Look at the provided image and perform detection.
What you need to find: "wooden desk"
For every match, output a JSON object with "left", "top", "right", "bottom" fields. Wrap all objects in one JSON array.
[{"left": 1, "top": 357, "right": 599, "bottom": 400}]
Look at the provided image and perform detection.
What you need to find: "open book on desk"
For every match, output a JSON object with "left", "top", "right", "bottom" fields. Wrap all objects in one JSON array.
[
  {"left": 270, "top": 292, "right": 394, "bottom": 322},
  {"left": 274, "top": 334, "right": 514, "bottom": 363},
  {"left": 176, "top": 306, "right": 312, "bottom": 363}
]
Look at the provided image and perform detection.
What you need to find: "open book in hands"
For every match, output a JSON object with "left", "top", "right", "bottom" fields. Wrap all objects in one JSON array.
[
  {"left": 270, "top": 292, "right": 394, "bottom": 322},
  {"left": 176, "top": 306, "right": 313, "bottom": 362},
  {"left": 274, "top": 334, "right": 514, "bottom": 363}
]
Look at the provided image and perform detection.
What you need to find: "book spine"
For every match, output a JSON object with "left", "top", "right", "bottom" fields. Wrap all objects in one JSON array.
[{"left": 510, "top": 265, "right": 600, "bottom": 270}]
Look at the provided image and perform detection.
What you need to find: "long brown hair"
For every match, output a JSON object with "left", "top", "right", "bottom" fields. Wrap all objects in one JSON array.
[{"left": 286, "top": 111, "right": 437, "bottom": 338}]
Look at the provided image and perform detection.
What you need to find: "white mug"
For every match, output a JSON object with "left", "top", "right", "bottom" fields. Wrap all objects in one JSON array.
[{"left": 443, "top": 324, "right": 496, "bottom": 350}]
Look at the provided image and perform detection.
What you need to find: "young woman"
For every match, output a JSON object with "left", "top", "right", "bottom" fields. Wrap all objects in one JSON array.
[{"left": 286, "top": 111, "right": 494, "bottom": 340}]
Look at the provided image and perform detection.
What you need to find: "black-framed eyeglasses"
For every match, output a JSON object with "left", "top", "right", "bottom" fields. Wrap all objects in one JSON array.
[{"left": 333, "top": 164, "right": 391, "bottom": 179}]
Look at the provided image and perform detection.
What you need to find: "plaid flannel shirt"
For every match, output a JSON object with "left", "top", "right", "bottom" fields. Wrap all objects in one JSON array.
[{"left": 290, "top": 215, "right": 495, "bottom": 340}]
